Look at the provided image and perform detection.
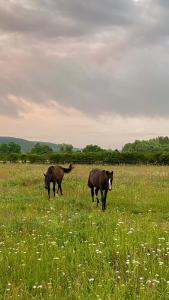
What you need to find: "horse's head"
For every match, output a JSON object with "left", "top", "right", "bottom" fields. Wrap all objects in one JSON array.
[
  {"left": 105, "top": 171, "right": 114, "bottom": 191},
  {"left": 69, "top": 163, "right": 74, "bottom": 170},
  {"left": 44, "top": 173, "right": 50, "bottom": 189}
]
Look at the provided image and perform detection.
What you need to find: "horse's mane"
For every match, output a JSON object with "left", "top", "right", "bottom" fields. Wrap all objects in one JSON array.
[{"left": 46, "top": 165, "right": 55, "bottom": 177}]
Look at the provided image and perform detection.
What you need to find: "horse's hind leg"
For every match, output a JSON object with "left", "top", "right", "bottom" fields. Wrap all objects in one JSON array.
[
  {"left": 91, "top": 187, "right": 94, "bottom": 202},
  {"left": 60, "top": 184, "right": 63, "bottom": 195},
  {"left": 58, "top": 183, "right": 63, "bottom": 195},
  {"left": 95, "top": 188, "right": 99, "bottom": 206}
]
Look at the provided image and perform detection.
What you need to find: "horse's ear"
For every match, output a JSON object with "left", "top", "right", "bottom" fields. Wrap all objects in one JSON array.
[
  {"left": 111, "top": 171, "right": 114, "bottom": 175},
  {"left": 70, "top": 163, "right": 74, "bottom": 169}
]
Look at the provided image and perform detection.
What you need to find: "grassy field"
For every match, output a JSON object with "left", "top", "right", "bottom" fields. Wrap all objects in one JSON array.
[{"left": 0, "top": 164, "right": 169, "bottom": 300}]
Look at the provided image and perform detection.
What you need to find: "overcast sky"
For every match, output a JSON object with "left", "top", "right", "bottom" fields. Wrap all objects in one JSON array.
[{"left": 0, "top": 0, "right": 169, "bottom": 149}]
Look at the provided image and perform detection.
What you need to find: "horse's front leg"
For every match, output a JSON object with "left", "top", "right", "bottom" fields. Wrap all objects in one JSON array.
[
  {"left": 101, "top": 189, "right": 104, "bottom": 210},
  {"left": 101, "top": 189, "right": 107, "bottom": 211},
  {"left": 48, "top": 185, "right": 50, "bottom": 199},
  {"left": 95, "top": 188, "right": 100, "bottom": 206},
  {"left": 53, "top": 182, "right": 56, "bottom": 197},
  {"left": 103, "top": 190, "right": 108, "bottom": 210},
  {"left": 91, "top": 187, "right": 94, "bottom": 202}
]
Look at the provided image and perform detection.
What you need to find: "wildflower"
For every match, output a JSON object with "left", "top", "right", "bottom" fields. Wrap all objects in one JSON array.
[
  {"left": 132, "top": 260, "right": 140, "bottom": 265},
  {"left": 127, "top": 231, "right": 133, "bottom": 235},
  {"left": 89, "top": 278, "right": 94, "bottom": 282},
  {"left": 146, "top": 280, "right": 151, "bottom": 284},
  {"left": 96, "top": 249, "right": 102, "bottom": 254}
]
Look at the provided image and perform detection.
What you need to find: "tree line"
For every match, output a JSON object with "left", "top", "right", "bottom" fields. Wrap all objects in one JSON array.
[
  {"left": 1, "top": 140, "right": 169, "bottom": 165},
  {"left": 122, "top": 136, "right": 169, "bottom": 152}
]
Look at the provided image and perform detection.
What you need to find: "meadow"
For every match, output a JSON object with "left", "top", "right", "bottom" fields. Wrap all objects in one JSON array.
[{"left": 0, "top": 164, "right": 169, "bottom": 300}]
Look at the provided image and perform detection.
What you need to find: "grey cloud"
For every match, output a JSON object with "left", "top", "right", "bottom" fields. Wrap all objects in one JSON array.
[
  {"left": 47, "top": 0, "right": 137, "bottom": 27},
  {"left": 0, "top": 0, "right": 139, "bottom": 38},
  {"left": 1, "top": 45, "right": 169, "bottom": 118},
  {"left": 0, "top": 3, "right": 82, "bottom": 38},
  {"left": 0, "top": 0, "right": 169, "bottom": 45},
  {"left": 1, "top": 0, "right": 169, "bottom": 119},
  {"left": 0, "top": 99, "right": 20, "bottom": 117}
]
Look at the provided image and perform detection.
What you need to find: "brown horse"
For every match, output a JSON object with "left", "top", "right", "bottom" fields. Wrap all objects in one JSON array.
[
  {"left": 88, "top": 169, "right": 113, "bottom": 211},
  {"left": 44, "top": 164, "right": 73, "bottom": 198}
]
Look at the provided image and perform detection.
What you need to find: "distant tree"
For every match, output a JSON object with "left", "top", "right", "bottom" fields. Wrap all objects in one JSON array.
[
  {"left": 7, "top": 153, "right": 19, "bottom": 163},
  {"left": 0, "top": 142, "right": 21, "bottom": 154},
  {"left": 122, "top": 136, "right": 169, "bottom": 153},
  {"left": 27, "top": 153, "right": 46, "bottom": 163},
  {"left": 0, "top": 143, "right": 8, "bottom": 154},
  {"left": 58, "top": 144, "right": 73, "bottom": 153},
  {"left": 83, "top": 144, "right": 103, "bottom": 152},
  {"left": 31, "top": 143, "right": 53, "bottom": 155},
  {"left": 20, "top": 153, "right": 27, "bottom": 163},
  {"left": 8, "top": 142, "right": 21, "bottom": 153}
]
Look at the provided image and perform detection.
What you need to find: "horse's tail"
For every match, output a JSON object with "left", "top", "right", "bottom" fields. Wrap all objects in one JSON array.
[{"left": 62, "top": 163, "right": 73, "bottom": 173}]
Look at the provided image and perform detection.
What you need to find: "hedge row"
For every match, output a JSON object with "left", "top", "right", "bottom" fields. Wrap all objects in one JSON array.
[{"left": 1, "top": 151, "right": 169, "bottom": 165}]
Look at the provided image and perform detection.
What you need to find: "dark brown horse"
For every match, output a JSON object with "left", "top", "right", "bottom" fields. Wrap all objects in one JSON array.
[
  {"left": 44, "top": 164, "right": 73, "bottom": 198},
  {"left": 88, "top": 169, "right": 113, "bottom": 211}
]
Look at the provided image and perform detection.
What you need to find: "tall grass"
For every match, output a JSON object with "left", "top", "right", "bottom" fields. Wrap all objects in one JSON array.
[{"left": 0, "top": 164, "right": 169, "bottom": 299}]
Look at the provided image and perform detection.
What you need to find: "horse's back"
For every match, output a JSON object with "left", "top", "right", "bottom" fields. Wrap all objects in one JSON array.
[
  {"left": 88, "top": 169, "right": 103, "bottom": 188},
  {"left": 53, "top": 165, "right": 64, "bottom": 178}
]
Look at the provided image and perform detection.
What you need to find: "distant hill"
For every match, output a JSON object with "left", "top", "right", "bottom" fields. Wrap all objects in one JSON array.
[{"left": 0, "top": 137, "right": 60, "bottom": 152}]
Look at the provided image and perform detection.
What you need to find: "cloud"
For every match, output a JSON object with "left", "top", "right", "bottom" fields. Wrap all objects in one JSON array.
[
  {"left": 0, "top": 0, "right": 169, "bottom": 119},
  {"left": 0, "top": 0, "right": 138, "bottom": 38}
]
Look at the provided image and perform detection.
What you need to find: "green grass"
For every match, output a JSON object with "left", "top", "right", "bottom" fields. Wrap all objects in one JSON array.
[{"left": 0, "top": 164, "right": 169, "bottom": 299}]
